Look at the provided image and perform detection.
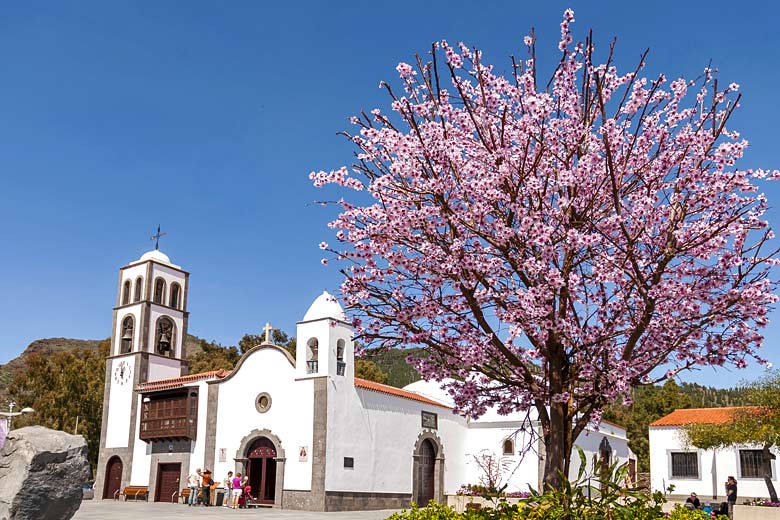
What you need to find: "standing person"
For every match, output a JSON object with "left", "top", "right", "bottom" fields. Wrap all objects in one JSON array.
[
  {"left": 201, "top": 469, "right": 213, "bottom": 507},
  {"left": 231, "top": 472, "right": 242, "bottom": 509},
  {"left": 222, "top": 471, "right": 233, "bottom": 508},
  {"left": 186, "top": 469, "right": 201, "bottom": 506},
  {"left": 726, "top": 476, "right": 738, "bottom": 519}
]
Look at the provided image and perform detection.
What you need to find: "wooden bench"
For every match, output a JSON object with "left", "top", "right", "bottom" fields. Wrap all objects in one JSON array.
[
  {"left": 114, "top": 486, "right": 149, "bottom": 501},
  {"left": 176, "top": 487, "right": 200, "bottom": 503}
]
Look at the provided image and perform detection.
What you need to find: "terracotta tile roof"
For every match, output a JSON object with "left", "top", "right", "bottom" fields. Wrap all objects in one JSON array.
[
  {"left": 137, "top": 369, "right": 231, "bottom": 392},
  {"left": 649, "top": 406, "right": 759, "bottom": 427},
  {"left": 354, "top": 377, "right": 452, "bottom": 409}
]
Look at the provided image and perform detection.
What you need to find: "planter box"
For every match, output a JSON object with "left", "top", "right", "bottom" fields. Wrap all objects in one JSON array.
[
  {"left": 662, "top": 501, "right": 780, "bottom": 520},
  {"left": 446, "top": 495, "right": 523, "bottom": 513}
]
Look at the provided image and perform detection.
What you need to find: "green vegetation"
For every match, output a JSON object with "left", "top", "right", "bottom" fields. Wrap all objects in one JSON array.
[
  {"left": 10, "top": 339, "right": 110, "bottom": 474},
  {"left": 364, "top": 347, "right": 425, "bottom": 387}
]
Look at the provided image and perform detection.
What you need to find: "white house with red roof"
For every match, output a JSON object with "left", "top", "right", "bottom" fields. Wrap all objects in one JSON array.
[
  {"left": 94, "top": 249, "right": 633, "bottom": 511},
  {"left": 650, "top": 407, "right": 779, "bottom": 502}
]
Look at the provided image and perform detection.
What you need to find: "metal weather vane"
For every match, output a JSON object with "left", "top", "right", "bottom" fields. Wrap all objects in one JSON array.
[{"left": 150, "top": 225, "right": 167, "bottom": 250}]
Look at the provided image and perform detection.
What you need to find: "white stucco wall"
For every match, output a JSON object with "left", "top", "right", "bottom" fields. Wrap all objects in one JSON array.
[
  {"left": 105, "top": 356, "right": 136, "bottom": 448},
  {"left": 147, "top": 354, "right": 184, "bottom": 381},
  {"left": 462, "top": 422, "right": 540, "bottom": 492},
  {"left": 325, "top": 376, "right": 469, "bottom": 495},
  {"left": 129, "top": 404, "right": 152, "bottom": 485},
  {"left": 212, "top": 347, "right": 315, "bottom": 490},
  {"left": 188, "top": 381, "right": 210, "bottom": 474},
  {"left": 650, "top": 426, "right": 779, "bottom": 500}
]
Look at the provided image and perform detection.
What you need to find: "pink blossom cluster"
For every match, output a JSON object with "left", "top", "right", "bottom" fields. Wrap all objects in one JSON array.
[{"left": 311, "top": 11, "right": 779, "bottom": 429}]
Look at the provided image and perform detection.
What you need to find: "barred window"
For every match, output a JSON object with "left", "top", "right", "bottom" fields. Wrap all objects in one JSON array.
[
  {"left": 740, "top": 450, "right": 766, "bottom": 478},
  {"left": 670, "top": 452, "right": 698, "bottom": 478}
]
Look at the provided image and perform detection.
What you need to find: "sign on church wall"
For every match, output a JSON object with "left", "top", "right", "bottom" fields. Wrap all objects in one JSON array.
[
  {"left": 421, "top": 411, "right": 438, "bottom": 430},
  {"left": 219, "top": 448, "right": 226, "bottom": 463},
  {"left": 299, "top": 446, "right": 308, "bottom": 462}
]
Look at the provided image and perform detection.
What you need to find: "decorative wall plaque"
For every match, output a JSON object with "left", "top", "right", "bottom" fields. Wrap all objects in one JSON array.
[
  {"left": 299, "top": 446, "right": 308, "bottom": 462},
  {"left": 421, "top": 411, "right": 438, "bottom": 429}
]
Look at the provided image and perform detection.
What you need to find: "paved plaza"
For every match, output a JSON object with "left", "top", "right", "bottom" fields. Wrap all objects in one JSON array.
[{"left": 73, "top": 501, "right": 400, "bottom": 520}]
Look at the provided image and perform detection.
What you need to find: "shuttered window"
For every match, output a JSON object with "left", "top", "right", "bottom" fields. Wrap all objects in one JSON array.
[
  {"left": 739, "top": 450, "right": 766, "bottom": 478},
  {"left": 670, "top": 452, "right": 698, "bottom": 478}
]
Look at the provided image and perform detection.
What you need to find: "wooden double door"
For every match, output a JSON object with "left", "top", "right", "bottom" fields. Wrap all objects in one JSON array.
[
  {"left": 154, "top": 463, "right": 181, "bottom": 502},
  {"left": 247, "top": 437, "right": 277, "bottom": 504},
  {"left": 416, "top": 439, "right": 436, "bottom": 506}
]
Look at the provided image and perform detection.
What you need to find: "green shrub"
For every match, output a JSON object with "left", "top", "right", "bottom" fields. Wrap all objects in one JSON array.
[{"left": 666, "top": 504, "right": 729, "bottom": 520}]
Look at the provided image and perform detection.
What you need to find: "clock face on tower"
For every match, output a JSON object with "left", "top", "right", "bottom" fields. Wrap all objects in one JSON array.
[{"left": 113, "top": 360, "right": 132, "bottom": 385}]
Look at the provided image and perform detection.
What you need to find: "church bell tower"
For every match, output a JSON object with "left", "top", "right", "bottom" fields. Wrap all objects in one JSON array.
[{"left": 95, "top": 237, "right": 190, "bottom": 500}]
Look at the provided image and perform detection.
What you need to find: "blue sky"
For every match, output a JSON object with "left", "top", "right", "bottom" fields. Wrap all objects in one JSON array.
[{"left": 0, "top": 1, "right": 777, "bottom": 388}]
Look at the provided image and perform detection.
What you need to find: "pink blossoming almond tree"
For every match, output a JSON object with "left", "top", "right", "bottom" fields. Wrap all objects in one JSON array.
[{"left": 311, "top": 10, "right": 780, "bottom": 489}]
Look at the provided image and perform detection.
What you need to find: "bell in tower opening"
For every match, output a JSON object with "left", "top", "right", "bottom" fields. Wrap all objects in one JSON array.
[
  {"left": 121, "top": 317, "right": 134, "bottom": 353},
  {"left": 155, "top": 317, "right": 175, "bottom": 357}
]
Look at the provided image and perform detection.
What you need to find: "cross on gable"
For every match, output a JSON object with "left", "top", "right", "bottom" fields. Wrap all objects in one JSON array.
[{"left": 263, "top": 322, "right": 274, "bottom": 344}]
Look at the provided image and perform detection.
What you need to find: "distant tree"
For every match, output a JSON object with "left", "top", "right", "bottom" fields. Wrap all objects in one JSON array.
[
  {"left": 188, "top": 339, "right": 241, "bottom": 374},
  {"left": 682, "top": 372, "right": 780, "bottom": 502},
  {"left": 355, "top": 358, "right": 389, "bottom": 384},
  {"left": 604, "top": 380, "right": 692, "bottom": 472},
  {"left": 10, "top": 340, "right": 110, "bottom": 474},
  {"left": 238, "top": 330, "right": 297, "bottom": 359},
  {"left": 313, "top": 9, "right": 779, "bottom": 488}
]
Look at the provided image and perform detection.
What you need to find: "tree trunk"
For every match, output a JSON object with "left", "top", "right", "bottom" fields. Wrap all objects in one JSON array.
[
  {"left": 542, "top": 400, "right": 573, "bottom": 491},
  {"left": 763, "top": 445, "right": 778, "bottom": 503}
]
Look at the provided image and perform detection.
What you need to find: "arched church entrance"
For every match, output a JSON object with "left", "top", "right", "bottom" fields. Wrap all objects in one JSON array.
[
  {"left": 412, "top": 433, "right": 444, "bottom": 506},
  {"left": 247, "top": 437, "right": 277, "bottom": 505},
  {"left": 103, "top": 456, "right": 123, "bottom": 499}
]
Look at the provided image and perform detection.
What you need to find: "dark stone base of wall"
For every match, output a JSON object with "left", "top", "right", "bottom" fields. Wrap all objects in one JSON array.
[
  {"left": 325, "top": 491, "right": 412, "bottom": 511},
  {"left": 282, "top": 490, "right": 322, "bottom": 511},
  {"left": 281, "top": 489, "right": 412, "bottom": 511}
]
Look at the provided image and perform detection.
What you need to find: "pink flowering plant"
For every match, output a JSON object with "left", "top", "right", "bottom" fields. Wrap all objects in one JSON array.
[{"left": 312, "top": 9, "right": 779, "bottom": 489}]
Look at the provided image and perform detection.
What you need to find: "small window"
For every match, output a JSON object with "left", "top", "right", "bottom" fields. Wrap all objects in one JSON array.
[
  {"left": 336, "top": 339, "right": 346, "bottom": 376},
  {"left": 670, "top": 452, "right": 698, "bottom": 478},
  {"left": 740, "top": 449, "right": 769, "bottom": 479},
  {"left": 122, "top": 280, "right": 131, "bottom": 305},
  {"left": 503, "top": 438, "right": 514, "bottom": 456},
  {"left": 154, "top": 278, "right": 165, "bottom": 304},
  {"left": 344, "top": 457, "right": 354, "bottom": 469},
  {"left": 255, "top": 393, "right": 272, "bottom": 413},
  {"left": 170, "top": 283, "right": 181, "bottom": 309},
  {"left": 306, "top": 338, "right": 319, "bottom": 374},
  {"left": 134, "top": 277, "right": 143, "bottom": 302}
]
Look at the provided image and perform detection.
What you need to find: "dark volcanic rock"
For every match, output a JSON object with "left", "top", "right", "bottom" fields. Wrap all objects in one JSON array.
[{"left": 0, "top": 426, "right": 90, "bottom": 520}]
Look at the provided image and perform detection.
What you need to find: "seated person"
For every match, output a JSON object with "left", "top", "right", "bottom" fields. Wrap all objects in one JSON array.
[{"left": 685, "top": 492, "right": 701, "bottom": 509}]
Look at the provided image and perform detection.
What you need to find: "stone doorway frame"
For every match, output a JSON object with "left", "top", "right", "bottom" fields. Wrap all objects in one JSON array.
[
  {"left": 234, "top": 429, "right": 286, "bottom": 508},
  {"left": 411, "top": 431, "right": 445, "bottom": 506}
]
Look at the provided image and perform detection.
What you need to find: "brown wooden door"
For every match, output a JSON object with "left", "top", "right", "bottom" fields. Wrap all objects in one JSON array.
[
  {"left": 154, "top": 463, "right": 181, "bottom": 502},
  {"left": 418, "top": 439, "right": 436, "bottom": 506},
  {"left": 103, "top": 456, "right": 123, "bottom": 499}
]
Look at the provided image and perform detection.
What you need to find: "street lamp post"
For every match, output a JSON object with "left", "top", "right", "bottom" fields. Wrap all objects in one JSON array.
[{"left": 0, "top": 402, "right": 35, "bottom": 430}]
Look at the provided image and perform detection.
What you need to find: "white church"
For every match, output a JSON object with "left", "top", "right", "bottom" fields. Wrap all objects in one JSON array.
[{"left": 95, "top": 248, "right": 634, "bottom": 511}]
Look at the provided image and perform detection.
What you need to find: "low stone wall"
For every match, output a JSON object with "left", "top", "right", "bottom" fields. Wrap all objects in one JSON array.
[
  {"left": 446, "top": 495, "right": 523, "bottom": 513},
  {"left": 662, "top": 501, "right": 780, "bottom": 520}
]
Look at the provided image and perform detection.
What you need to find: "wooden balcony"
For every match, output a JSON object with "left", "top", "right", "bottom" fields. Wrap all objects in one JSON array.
[{"left": 139, "top": 389, "right": 198, "bottom": 442}]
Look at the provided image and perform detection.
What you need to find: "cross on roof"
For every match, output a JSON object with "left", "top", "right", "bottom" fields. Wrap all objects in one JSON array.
[
  {"left": 150, "top": 225, "right": 167, "bottom": 251},
  {"left": 263, "top": 322, "right": 274, "bottom": 344}
]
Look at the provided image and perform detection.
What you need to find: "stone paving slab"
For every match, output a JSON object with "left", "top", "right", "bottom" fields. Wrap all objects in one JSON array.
[{"left": 73, "top": 501, "right": 400, "bottom": 520}]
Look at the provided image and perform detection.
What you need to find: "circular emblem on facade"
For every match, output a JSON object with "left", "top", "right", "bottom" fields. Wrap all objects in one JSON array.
[
  {"left": 255, "top": 392, "right": 272, "bottom": 413},
  {"left": 113, "top": 360, "right": 132, "bottom": 385}
]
